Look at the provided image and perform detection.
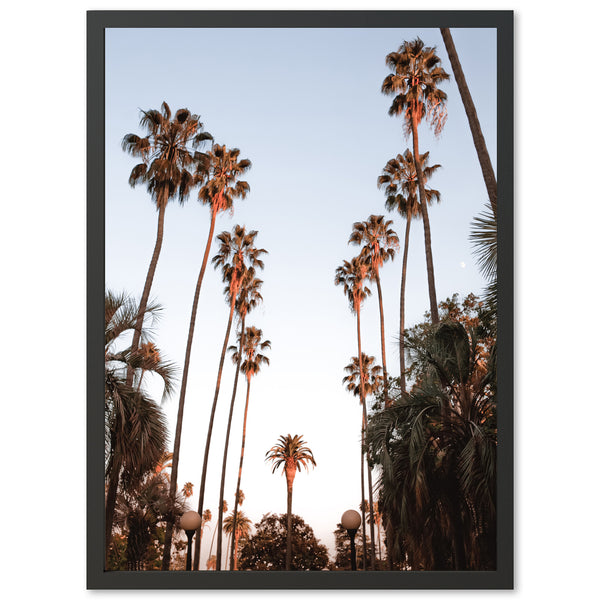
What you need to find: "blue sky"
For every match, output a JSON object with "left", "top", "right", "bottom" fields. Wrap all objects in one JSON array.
[{"left": 105, "top": 26, "right": 496, "bottom": 565}]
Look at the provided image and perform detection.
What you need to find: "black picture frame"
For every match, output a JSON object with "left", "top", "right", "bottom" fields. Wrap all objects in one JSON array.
[{"left": 88, "top": 9, "right": 513, "bottom": 590}]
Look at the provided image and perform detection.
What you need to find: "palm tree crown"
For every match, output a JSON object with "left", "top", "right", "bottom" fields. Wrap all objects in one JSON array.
[
  {"left": 234, "top": 274, "right": 264, "bottom": 323},
  {"left": 334, "top": 256, "right": 371, "bottom": 313},
  {"left": 197, "top": 144, "right": 251, "bottom": 215},
  {"left": 229, "top": 326, "right": 271, "bottom": 381},
  {"left": 381, "top": 38, "right": 450, "bottom": 137},
  {"left": 213, "top": 225, "right": 267, "bottom": 304},
  {"left": 223, "top": 511, "right": 252, "bottom": 540},
  {"left": 378, "top": 150, "right": 441, "bottom": 219},
  {"left": 348, "top": 215, "right": 398, "bottom": 275},
  {"left": 266, "top": 434, "right": 317, "bottom": 480},
  {"left": 121, "top": 101, "right": 212, "bottom": 209},
  {"left": 343, "top": 354, "right": 383, "bottom": 401}
]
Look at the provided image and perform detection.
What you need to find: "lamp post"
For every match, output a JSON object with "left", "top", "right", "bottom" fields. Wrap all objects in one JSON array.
[
  {"left": 180, "top": 510, "right": 202, "bottom": 571},
  {"left": 341, "top": 509, "right": 362, "bottom": 571}
]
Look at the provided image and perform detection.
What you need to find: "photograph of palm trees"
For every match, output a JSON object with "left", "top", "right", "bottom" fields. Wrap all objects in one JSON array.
[{"left": 92, "top": 10, "right": 512, "bottom": 589}]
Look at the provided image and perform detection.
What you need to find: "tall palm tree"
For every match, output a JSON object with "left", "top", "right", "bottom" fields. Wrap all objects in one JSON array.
[
  {"left": 104, "top": 290, "right": 175, "bottom": 566},
  {"left": 193, "top": 226, "right": 267, "bottom": 570},
  {"left": 229, "top": 326, "right": 270, "bottom": 570},
  {"left": 334, "top": 258, "right": 377, "bottom": 570},
  {"left": 349, "top": 215, "right": 398, "bottom": 408},
  {"left": 163, "top": 144, "right": 251, "bottom": 569},
  {"left": 343, "top": 352, "right": 383, "bottom": 567},
  {"left": 223, "top": 510, "right": 252, "bottom": 571},
  {"left": 265, "top": 434, "right": 316, "bottom": 570},
  {"left": 121, "top": 102, "right": 212, "bottom": 388},
  {"left": 215, "top": 277, "right": 264, "bottom": 571},
  {"left": 439, "top": 28, "right": 497, "bottom": 218},
  {"left": 382, "top": 38, "right": 450, "bottom": 324},
  {"left": 378, "top": 150, "right": 441, "bottom": 391}
]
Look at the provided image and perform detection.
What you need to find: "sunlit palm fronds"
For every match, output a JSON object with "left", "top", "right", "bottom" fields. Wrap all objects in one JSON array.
[{"left": 381, "top": 38, "right": 450, "bottom": 138}]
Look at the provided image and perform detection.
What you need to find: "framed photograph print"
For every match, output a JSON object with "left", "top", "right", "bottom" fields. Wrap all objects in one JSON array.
[{"left": 89, "top": 9, "right": 513, "bottom": 590}]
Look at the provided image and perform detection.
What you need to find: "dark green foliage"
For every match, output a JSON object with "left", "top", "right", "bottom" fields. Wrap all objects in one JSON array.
[
  {"left": 470, "top": 202, "right": 497, "bottom": 317},
  {"left": 237, "top": 513, "right": 329, "bottom": 571},
  {"left": 367, "top": 295, "right": 496, "bottom": 570},
  {"left": 403, "top": 293, "right": 496, "bottom": 387},
  {"left": 111, "top": 475, "right": 188, "bottom": 571}
]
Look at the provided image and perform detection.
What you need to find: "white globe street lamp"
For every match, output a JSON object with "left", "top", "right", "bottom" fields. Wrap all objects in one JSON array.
[
  {"left": 180, "top": 511, "right": 202, "bottom": 571},
  {"left": 341, "top": 509, "right": 362, "bottom": 571}
]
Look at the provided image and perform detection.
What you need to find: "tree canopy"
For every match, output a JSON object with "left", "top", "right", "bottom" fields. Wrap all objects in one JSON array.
[{"left": 237, "top": 513, "right": 329, "bottom": 571}]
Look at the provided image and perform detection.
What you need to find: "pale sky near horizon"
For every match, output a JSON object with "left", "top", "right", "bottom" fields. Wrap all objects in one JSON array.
[{"left": 105, "top": 26, "right": 496, "bottom": 567}]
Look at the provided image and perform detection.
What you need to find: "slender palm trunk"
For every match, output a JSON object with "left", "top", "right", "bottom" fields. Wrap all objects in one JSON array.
[
  {"left": 374, "top": 272, "right": 390, "bottom": 408},
  {"left": 364, "top": 423, "right": 377, "bottom": 570},
  {"left": 399, "top": 214, "right": 412, "bottom": 393},
  {"left": 162, "top": 208, "right": 218, "bottom": 570},
  {"left": 285, "top": 469, "right": 295, "bottom": 570},
  {"left": 360, "top": 425, "right": 368, "bottom": 571},
  {"left": 230, "top": 376, "right": 252, "bottom": 570},
  {"left": 127, "top": 196, "right": 167, "bottom": 388},
  {"left": 193, "top": 296, "right": 237, "bottom": 570},
  {"left": 216, "top": 317, "right": 246, "bottom": 570},
  {"left": 440, "top": 27, "right": 497, "bottom": 218},
  {"left": 356, "top": 308, "right": 377, "bottom": 570},
  {"left": 411, "top": 113, "right": 439, "bottom": 324}
]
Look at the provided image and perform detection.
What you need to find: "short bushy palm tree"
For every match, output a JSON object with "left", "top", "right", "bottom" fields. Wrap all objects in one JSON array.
[
  {"left": 378, "top": 149, "right": 441, "bottom": 392},
  {"left": 382, "top": 39, "right": 449, "bottom": 324},
  {"left": 265, "top": 435, "right": 316, "bottom": 570},
  {"left": 163, "top": 144, "right": 252, "bottom": 569},
  {"left": 367, "top": 319, "right": 496, "bottom": 570},
  {"left": 113, "top": 469, "right": 187, "bottom": 571},
  {"left": 349, "top": 215, "right": 398, "bottom": 408},
  {"left": 193, "top": 226, "right": 266, "bottom": 570},
  {"left": 104, "top": 290, "right": 175, "bottom": 566},
  {"left": 334, "top": 257, "right": 377, "bottom": 569}
]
